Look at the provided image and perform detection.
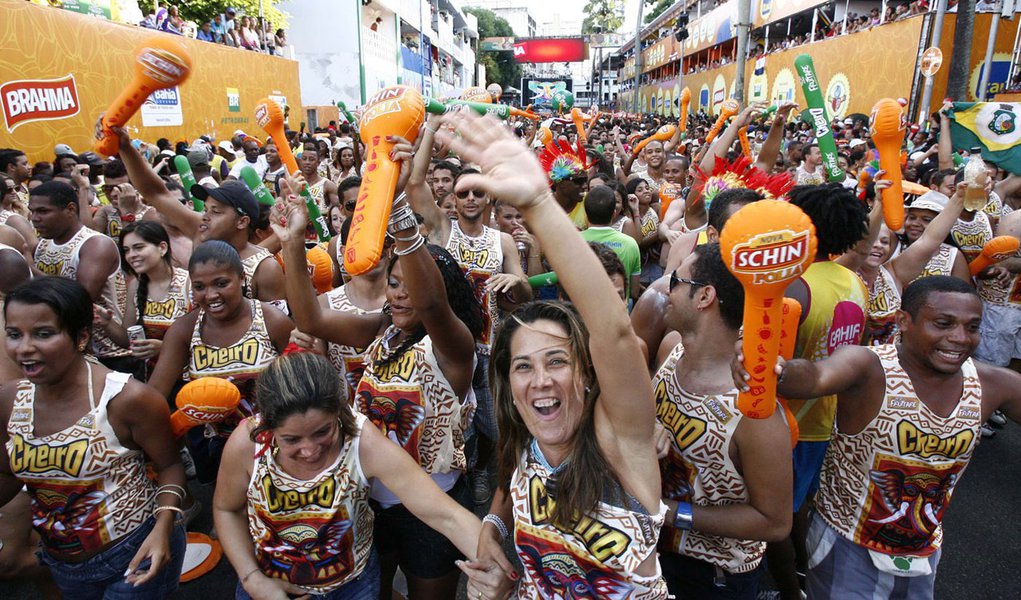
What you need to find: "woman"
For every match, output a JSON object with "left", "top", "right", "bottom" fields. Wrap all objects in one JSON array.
[
  {"left": 214, "top": 352, "right": 485, "bottom": 599},
  {"left": 275, "top": 171, "right": 483, "bottom": 600},
  {"left": 148, "top": 241, "right": 292, "bottom": 483},
  {"left": 0, "top": 277, "right": 186, "bottom": 598},
  {"left": 273, "top": 28, "right": 286, "bottom": 55},
  {"left": 333, "top": 144, "right": 361, "bottom": 181},
  {"left": 316, "top": 139, "right": 336, "bottom": 181},
  {"left": 610, "top": 180, "right": 642, "bottom": 244},
  {"left": 240, "top": 16, "right": 260, "bottom": 50},
  {"left": 628, "top": 177, "right": 662, "bottom": 285},
  {"left": 438, "top": 113, "right": 666, "bottom": 598},
  {"left": 0, "top": 176, "right": 37, "bottom": 251},
  {"left": 493, "top": 200, "right": 542, "bottom": 276},
  {"left": 96, "top": 221, "right": 191, "bottom": 377}
]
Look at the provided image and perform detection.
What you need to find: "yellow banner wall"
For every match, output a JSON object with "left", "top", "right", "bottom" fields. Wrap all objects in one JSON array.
[{"left": 0, "top": 0, "right": 302, "bottom": 162}]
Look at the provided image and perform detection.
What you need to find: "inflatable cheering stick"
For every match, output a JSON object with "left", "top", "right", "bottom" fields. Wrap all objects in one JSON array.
[
  {"left": 632, "top": 125, "right": 677, "bottom": 156},
  {"left": 172, "top": 155, "right": 202, "bottom": 212},
  {"left": 537, "top": 126, "right": 554, "bottom": 147},
  {"left": 659, "top": 184, "right": 683, "bottom": 220},
  {"left": 255, "top": 98, "right": 331, "bottom": 241},
  {"left": 870, "top": 98, "right": 908, "bottom": 230},
  {"left": 240, "top": 166, "right": 276, "bottom": 206},
  {"left": 346, "top": 85, "right": 426, "bottom": 275},
  {"left": 427, "top": 98, "right": 538, "bottom": 121},
  {"left": 170, "top": 377, "right": 241, "bottom": 438},
  {"left": 337, "top": 101, "right": 358, "bottom": 126},
  {"left": 738, "top": 127, "right": 752, "bottom": 159},
  {"left": 721, "top": 200, "right": 817, "bottom": 418},
  {"left": 571, "top": 108, "right": 594, "bottom": 144},
  {"left": 794, "top": 54, "right": 845, "bottom": 183},
  {"left": 778, "top": 298, "right": 802, "bottom": 448},
  {"left": 679, "top": 87, "right": 691, "bottom": 134},
  {"left": 969, "top": 236, "right": 1021, "bottom": 276},
  {"left": 95, "top": 38, "right": 192, "bottom": 157},
  {"left": 705, "top": 99, "right": 739, "bottom": 145}
]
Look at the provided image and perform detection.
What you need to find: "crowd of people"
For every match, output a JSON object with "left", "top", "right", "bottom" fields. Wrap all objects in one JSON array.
[
  {"left": 0, "top": 82, "right": 1020, "bottom": 600},
  {"left": 138, "top": 5, "right": 287, "bottom": 56}
]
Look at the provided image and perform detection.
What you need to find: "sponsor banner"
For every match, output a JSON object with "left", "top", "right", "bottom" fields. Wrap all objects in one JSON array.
[
  {"left": 480, "top": 37, "right": 515, "bottom": 52},
  {"left": 514, "top": 38, "right": 587, "bottom": 63},
  {"left": 683, "top": 3, "right": 736, "bottom": 56},
  {"left": 522, "top": 78, "right": 572, "bottom": 109},
  {"left": 752, "top": 0, "right": 826, "bottom": 29},
  {"left": 642, "top": 36, "right": 679, "bottom": 73},
  {"left": 140, "top": 86, "right": 182, "bottom": 127},
  {"left": 0, "top": 0, "right": 301, "bottom": 161}
]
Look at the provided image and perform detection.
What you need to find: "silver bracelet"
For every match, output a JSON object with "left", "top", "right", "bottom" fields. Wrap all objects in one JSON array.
[
  {"left": 393, "top": 234, "right": 426, "bottom": 256},
  {"left": 482, "top": 514, "right": 509, "bottom": 540}
]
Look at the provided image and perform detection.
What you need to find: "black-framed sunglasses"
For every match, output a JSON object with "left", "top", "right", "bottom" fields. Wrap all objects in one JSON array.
[
  {"left": 455, "top": 189, "right": 486, "bottom": 200},
  {"left": 669, "top": 271, "right": 707, "bottom": 293},
  {"left": 570, "top": 176, "right": 588, "bottom": 186},
  {"left": 344, "top": 200, "right": 356, "bottom": 211}
]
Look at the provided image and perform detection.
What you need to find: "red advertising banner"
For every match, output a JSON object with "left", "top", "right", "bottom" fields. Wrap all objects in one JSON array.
[{"left": 513, "top": 38, "right": 588, "bottom": 63}]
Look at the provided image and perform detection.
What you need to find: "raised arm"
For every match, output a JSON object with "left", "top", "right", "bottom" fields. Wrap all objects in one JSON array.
[
  {"left": 891, "top": 184, "right": 966, "bottom": 285},
  {"left": 835, "top": 174, "right": 890, "bottom": 272},
  {"left": 113, "top": 127, "right": 202, "bottom": 238},
  {"left": 405, "top": 116, "right": 449, "bottom": 244},
  {"left": 754, "top": 103, "right": 797, "bottom": 173},
  {"left": 938, "top": 102, "right": 955, "bottom": 170},
  {"left": 438, "top": 112, "right": 657, "bottom": 442}
]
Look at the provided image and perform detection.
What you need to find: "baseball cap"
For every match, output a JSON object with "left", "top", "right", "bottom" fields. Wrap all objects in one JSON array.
[
  {"left": 908, "top": 190, "right": 948, "bottom": 213},
  {"left": 54, "top": 143, "right": 74, "bottom": 156},
  {"left": 848, "top": 139, "right": 867, "bottom": 149},
  {"left": 78, "top": 152, "right": 104, "bottom": 168},
  {"left": 187, "top": 149, "right": 210, "bottom": 169},
  {"left": 218, "top": 141, "right": 236, "bottom": 154},
  {"left": 842, "top": 118, "right": 853, "bottom": 126},
  {"left": 191, "top": 181, "right": 259, "bottom": 222}
]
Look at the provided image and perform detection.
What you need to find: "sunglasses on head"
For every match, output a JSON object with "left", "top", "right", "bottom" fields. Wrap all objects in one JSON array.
[{"left": 455, "top": 189, "right": 486, "bottom": 200}]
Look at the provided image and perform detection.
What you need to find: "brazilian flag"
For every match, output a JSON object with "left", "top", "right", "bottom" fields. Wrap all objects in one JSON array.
[{"left": 947, "top": 102, "right": 1021, "bottom": 175}]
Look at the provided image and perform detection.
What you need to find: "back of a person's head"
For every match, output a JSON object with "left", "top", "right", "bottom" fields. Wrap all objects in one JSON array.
[
  {"left": 708, "top": 188, "right": 763, "bottom": 234},
  {"left": 584, "top": 185, "right": 616, "bottom": 225},
  {"left": 788, "top": 183, "right": 869, "bottom": 257}
]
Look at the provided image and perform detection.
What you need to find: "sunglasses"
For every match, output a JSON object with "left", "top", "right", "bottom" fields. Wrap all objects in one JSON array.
[
  {"left": 455, "top": 189, "right": 486, "bottom": 200},
  {"left": 344, "top": 201, "right": 356, "bottom": 211},
  {"left": 669, "top": 271, "right": 707, "bottom": 294}
]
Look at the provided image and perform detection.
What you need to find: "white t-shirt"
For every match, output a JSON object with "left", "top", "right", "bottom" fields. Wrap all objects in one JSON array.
[{"left": 228, "top": 156, "right": 268, "bottom": 180}]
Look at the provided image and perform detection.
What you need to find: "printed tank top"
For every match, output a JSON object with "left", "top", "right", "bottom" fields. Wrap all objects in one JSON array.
[
  {"left": 247, "top": 413, "right": 374, "bottom": 593},
  {"left": 6, "top": 364, "right": 156, "bottom": 557},
  {"left": 34, "top": 226, "right": 128, "bottom": 359},
  {"left": 653, "top": 344, "right": 763, "bottom": 573},
  {"left": 324, "top": 286, "right": 381, "bottom": 405},
  {"left": 141, "top": 267, "right": 192, "bottom": 340},
  {"left": 445, "top": 221, "right": 503, "bottom": 354},
  {"left": 816, "top": 344, "right": 981, "bottom": 557},
  {"left": 188, "top": 300, "right": 278, "bottom": 438},
  {"left": 512, "top": 445, "right": 669, "bottom": 599},
  {"left": 106, "top": 208, "right": 150, "bottom": 240},
  {"left": 242, "top": 246, "right": 274, "bottom": 299},
  {"left": 355, "top": 327, "right": 474, "bottom": 475},
  {"left": 949, "top": 212, "right": 992, "bottom": 264},
  {"left": 918, "top": 243, "right": 958, "bottom": 279},
  {"left": 864, "top": 265, "right": 901, "bottom": 346}
]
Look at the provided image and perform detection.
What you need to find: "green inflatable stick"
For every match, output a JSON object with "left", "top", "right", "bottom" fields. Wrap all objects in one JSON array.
[
  {"left": 336, "top": 101, "right": 358, "bottom": 126},
  {"left": 303, "top": 190, "right": 331, "bottom": 242},
  {"left": 173, "top": 156, "right": 202, "bottom": 212},
  {"left": 528, "top": 271, "right": 558, "bottom": 288},
  {"left": 239, "top": 166, "right": 276, "bottom": 206},
  {"left": 794, "top": 54, "right": 845, "bottom": 182}
]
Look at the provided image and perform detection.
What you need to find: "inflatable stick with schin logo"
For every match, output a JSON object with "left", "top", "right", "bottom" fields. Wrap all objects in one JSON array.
[
  {"left": 255, "top": 97, "right": 331, "bottom": 242},
  {"left": 870, "top": 98, "right": 908, "bottom": 229},
  {"left": 95, "top": 37, "right": 192, "bottom": 157},
  {"left": 794, "top": 54, "right": 845, "bottom": 183},
  {"left": 170, "top": 377, "right": 241, "bottom": 437},
  {"left": 778, "top": 298, "right": 802, "bottom": 447},
  {"left": 705, "top": 99, "right": 739, "bottom": 145},
  {"left": 679, "top": 87, "right": 691, "bottom": 134},
  {"left": 721, "top": 200, "right": 817, "bottom": 418},
  {"left": 345, "top": 85, "right": 426, "bottom": 275},
  {"left": 969, "top": 235, "right": 1021, "bottom": 276}
]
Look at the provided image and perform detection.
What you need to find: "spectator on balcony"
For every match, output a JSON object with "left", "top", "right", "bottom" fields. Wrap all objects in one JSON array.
[
  {"left": 274, "top": 29, "right": 287, "bottom": 56},
  {"left": 168, "top": 5, "right": 184, "bottom": 32},
  {"left": 224, "top": 8, "right": 240, "bottom": 47},
  {"left": 197, "top": 21, "right": 215, "bottom": 43},
  {"left": 210, "top": 14, "right": 226, "bottom": 43},
  {"left": 240, "top": 16, "right": 259, "bottom": 51}
]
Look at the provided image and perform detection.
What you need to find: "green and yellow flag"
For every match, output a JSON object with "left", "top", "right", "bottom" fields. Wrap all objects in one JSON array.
[{"left": 947, "top": 102, "right": 1021, "bottom": 174}]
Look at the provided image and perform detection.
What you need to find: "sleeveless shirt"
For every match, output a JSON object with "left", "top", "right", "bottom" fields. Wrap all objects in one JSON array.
[
  {"left": 863, "top": 266, "right": 901, "bottom": 346},
  {"left": 919, "top": 243, "right": 959, "bottom": 279},
  {"left": 511, "top": 445, "right": 669, "bottom": 599},
  {"left": 106, "top": 208, "right": 150, "bottom": 240},
  {"left": 141, "top": 267, "right": 192, "bottom": 341},
  {"left": 652, "top": 343, "right": 764, "bottom": 573},
  {"left": 247, "top": 413, "right": 374, "bottom": 593},
  {"left": 445, "top": 221, "right": 504, "bottom": 354},
  {"left": 816, "top": 344, "right": 981, "bottom": 557},
  {"left": 242, "top": 246, "right": 274, "bottom": 299},
  {"left": 324, "top": 286, "right": 381, "bottom": 405},
  {"left": 6, "top": 365, "right": 156, "bottom": 558},
  {"left": 34, "top": 226, "right": 129, "bottom": 359},
  {"left": 949, "top": 212, "right": 992, "bottom": 264},
  {"left": 187, "top": 301, "right": 278, "bottom": 438}
]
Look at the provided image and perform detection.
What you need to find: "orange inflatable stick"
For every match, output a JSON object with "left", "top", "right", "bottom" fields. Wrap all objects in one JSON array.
[
  {"left": 632, "top": 125, "right": 677, "bottom": 156},
  {"left": 679, "top": 87, "right": 692, "bottom": 134},
  {"left": 460, "top": 86, "right": 492, "bottom": 103},
  {"left": 778, "top": 298, "right": 802, "bottom": 448},
  {"left": 705, "top": 99, "right": 740, "bottom": 146},
  {"left": 537, "top": 126, "right": 553, "bottom": 147},
  {"left": 255, "top": 98, "right": 298, "bottom": 174},
  {"left": 95, "top": 37, "right": 192, "bottom": 157},
  {"left": 721, "top": 200, "right": 817, "bottom": 419},
  {"left": 870, "top": 98, "right": 908, "bottom": 230},
  {"left": 969, "top": 235, "right": 1021, "bottom": 276},
  {"left": 571, "top": 108, "right": 592, "bottom": 144},
  {"left": 510, "top": 106, "right": 540, "bottom": 121},
  {"left": 738, "top": 126, "right": 752, "bottom": 159},
  {"left": 346, "top": 85, "right": 426, "bottom": 275},
  {"left": 170, "top": 377, "right": 241, "bottom": 438},
  {"left": 659, "top": 183, "right": 683, "bottom": 220}
]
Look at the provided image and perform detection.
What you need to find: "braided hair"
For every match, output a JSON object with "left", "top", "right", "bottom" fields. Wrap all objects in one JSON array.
[
  {"left": 119, "top": 221, "right": 173, "bottom": 326},
  {"left": 374, "top": 244, "right": 484, "bottom": 369}
]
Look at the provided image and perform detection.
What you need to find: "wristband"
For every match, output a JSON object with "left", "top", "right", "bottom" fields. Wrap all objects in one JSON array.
[
  {"left": 673, "top": 501, "right": 694, "bottom": 531},
  {"left": 483, "top": 514, "right": 509, "bottom": 540}
]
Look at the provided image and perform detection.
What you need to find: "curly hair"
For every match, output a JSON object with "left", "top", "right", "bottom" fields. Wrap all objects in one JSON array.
[
  {"left": 374, "top": 244, "right": 484, "bottom": 369},
  {"left": 788, "top": 183, "right": 869, "bottom": 256}
]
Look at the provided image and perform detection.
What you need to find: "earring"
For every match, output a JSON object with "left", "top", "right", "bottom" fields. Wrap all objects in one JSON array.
[{"left": 382, "top": 301, "right": 392, "bottom": 316}]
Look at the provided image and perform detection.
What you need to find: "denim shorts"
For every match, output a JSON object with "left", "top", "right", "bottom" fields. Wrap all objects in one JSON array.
[
  {"left": 38, "top": 517, "right": 186, "bottom": 600},
  {"left": 371, "top": 475, "right": 471, "bottom": 579},
  {"left": 467, "top": 353, "right": 497, "bottom": 442},
  {"left": 234, "top": 546, "right": 380, "bottom": 599},
  {"left": 659, "top": 550, "right": 763, "bottom": 600}
]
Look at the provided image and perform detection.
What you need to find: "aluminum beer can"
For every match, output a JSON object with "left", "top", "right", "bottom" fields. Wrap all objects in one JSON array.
[{"left": 127, "top": 325, "right": 146, "bottom": 345}]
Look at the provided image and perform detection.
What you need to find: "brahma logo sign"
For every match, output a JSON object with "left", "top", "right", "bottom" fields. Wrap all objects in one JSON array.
[
  {"left": 140, "top": 86, "right": 183, "bottom": 127},
  {"left": 1, "top": 74, "right": 80, "bottom": 132}
]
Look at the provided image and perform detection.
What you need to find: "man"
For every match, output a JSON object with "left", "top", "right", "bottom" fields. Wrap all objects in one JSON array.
[
  {"left": 430, "top": 159, "right": 459, "bottom": 205},
  {"left": 750, "top": 276, "right": 1021, "bottom": 597},
  {"left": 927, "top": 168, "right": 956, "bottom": 197},
  {"left": 625, "top": 139, "right": 666, "bottom": 192},
  {"left": 115, "top": 128, "right": 286, "bottom": 304},
  {"left": 0, "top": 149, "right": 30, "bottom": 206},
  {"left": 796, "top": 144, "right": 825, "bottom": 185},
  {"left": 29, "top": 181, "right": 132, "bottom": 369},
  {"left": 407, "top": 135, "right": 532, "bottom": 504},
  {"left": 188, "top": 148, "right": 218, "bottom": 188},
  {"left": 581, "top": 185, "right": 641, "bottom": 301},
  {"left": 196, "top": 20, "right": 215, "bottom": 42},
  {"left": 656, "top": 243, "right": 792, "bottom": 598},
  {"left": 261, "top": 142, "right": 287, "bottom": 192},
  {"left": 297, "top": 145, "right": 339, "bottom": 212},
  {"left": 227, "top": 138, "right": 268, "bottom": 180},
  {"left": 327, "top": 175, "right": 362, "bottom": 286},
  {"left": 223, "top": 7, "right": 240, "bottom": 46},
  {"left": 974, "top": 208, "right": 1021, "bottom": 373},
  {"left": 217, "top": 141, "right": 239, "bottom": 169},
  {"left": 905, "top": 191, "right": 972, "bottom": 281}
]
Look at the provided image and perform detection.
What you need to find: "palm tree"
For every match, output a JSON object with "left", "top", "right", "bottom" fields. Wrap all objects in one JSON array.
[{"left": 947, "top": 0, "right": 975, "bottom": 100}]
